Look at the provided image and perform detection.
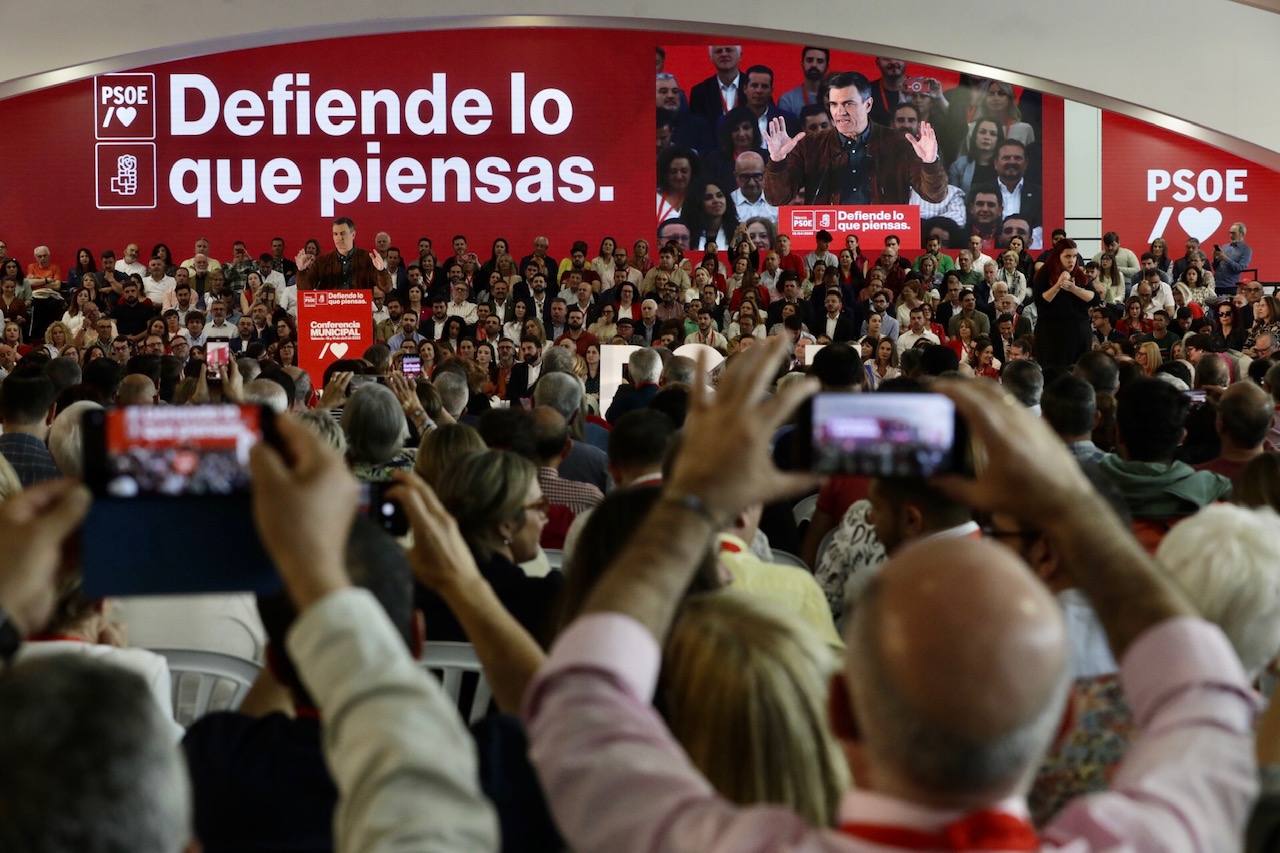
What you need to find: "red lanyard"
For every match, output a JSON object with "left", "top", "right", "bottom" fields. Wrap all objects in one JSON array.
[{"left": 839, "top": 809, "right": 1038, "bottom": 850}]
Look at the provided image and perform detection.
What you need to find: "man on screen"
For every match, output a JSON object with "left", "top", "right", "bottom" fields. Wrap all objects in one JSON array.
[
  {"left": 778, "top": 46, "right": 829, "bottom": 118},
  {"left": 763, "top": 71, "right": 946, "bottom": 207},
  {"left": 296, "top": 217, "right": 392, "bottom": 292}
]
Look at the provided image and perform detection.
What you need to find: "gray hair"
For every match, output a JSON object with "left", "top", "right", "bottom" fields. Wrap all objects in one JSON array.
[
  {"left": 236, "top": 357, "right": 262, "bottom": 382},
  {"left": 297, "top": 409, "right": 347, "bottom": 454},
  {"left": 1233, "top": 221, "right": 1248, "bottom": 237},
  {"left": 533, "top": 371, "right": 584, "bottom": 420},
  {"left": 0, "top": 655, "right": 191, "bottom": 853},
  {"left": 282, "top": 366, "right": 312, "bottom": 409},
  {"left": 541, "top": 345, "right": 577, "bottom": 377},
  {"left": 1157, "top": 504, "right": 1280, "bottom": 676},
  {"left": 243, "top": 378, "right": 289, "bottom": 414},
  {"left": 629, "top": 348, "right": 663, "bottom": 385},
  {"left": 849, "top": 576, "right": 1070, "bottom": 796},
  {"left": 1000, "top": 360, "right": 1043, "bottom": 408},
  {"left": 343, "top": 383, "right": 409, "bottom": 464},
  {"left": 48, "top": 400, "right": 103, "bottom": 478},
  {"left": 661, "top": 355, "right": 698, "bottom": 387},
  {"left": 433, "top": 372, "right": 470, "bottom": 419}
]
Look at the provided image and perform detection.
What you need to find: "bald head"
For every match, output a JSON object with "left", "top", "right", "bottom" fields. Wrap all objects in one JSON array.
[
  {"left": 531, "top": 405, "right": 570, "bottom": 466},
  {"left": 844, "top": 537, "right": 1068, "bottom": 806},
  {"left": 116, "top": 375, "right": 157, "bottom": 406}
]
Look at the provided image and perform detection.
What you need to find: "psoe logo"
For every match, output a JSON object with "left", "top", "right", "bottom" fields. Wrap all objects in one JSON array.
[
  {"left": 1145, "top": 168, "right": 1247, "bottom": 244},
  {"left": 302, "top": 292, "right": 325, "bottom": 309},
  {"left": 790, "top": 210, "right": 816, "bottom": 234},
  {"left": 94, "top": 73, "right": 156, "bottom": 140},
  {"left": 814, "top": 209, "right": 838, "bottom": 230}
]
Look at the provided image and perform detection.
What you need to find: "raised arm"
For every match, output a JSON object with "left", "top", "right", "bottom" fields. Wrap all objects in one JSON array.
[
  {"left": 933, "top": 380, "right": 1257, "bottom": 850},
  {"left": 250, "top": 417, "right": 499, "bottom": 852},
  {"left": 387, "top": 470, "right": 545, "bottom": 713},
  {"left": 524, "top": 338, "right": 829, "bottom": 853}
]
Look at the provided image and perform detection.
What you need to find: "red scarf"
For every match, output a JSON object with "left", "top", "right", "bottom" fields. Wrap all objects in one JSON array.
[{"left": 840, "top": 809, "right": 1038, "bottom": 851}]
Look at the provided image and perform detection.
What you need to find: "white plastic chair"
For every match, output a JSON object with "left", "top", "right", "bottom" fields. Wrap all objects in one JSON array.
[
  {"left": 771, "top": 549, "right": 810, "bottom": 571},
  {"left": 792, "top": 494, "right": 819, "bottom": 527},
  {"left": 149, "top": 648, "right": 261, "bottom": 728},
  {"left": 421, "top": 642, "right": 494, "bottom": 725}
]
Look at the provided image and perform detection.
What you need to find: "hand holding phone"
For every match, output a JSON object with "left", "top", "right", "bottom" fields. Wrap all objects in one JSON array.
[
  {"left": 206, "top": 341, "right": 230, "bottom": 380},
  {"left": 794, "top": 392, "right": 969, "bottom": 477}
]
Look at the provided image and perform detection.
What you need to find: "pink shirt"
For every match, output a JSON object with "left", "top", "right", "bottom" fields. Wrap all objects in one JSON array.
[{"left": 524, "top": 615, "right": 1257, "bottom": 851}]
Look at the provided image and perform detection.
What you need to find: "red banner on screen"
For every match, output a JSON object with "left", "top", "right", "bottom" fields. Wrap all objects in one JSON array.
[
  {"left": 0, "top": 28, "right": 653, "bottom": 266},
  {"left": 1102, "top": 113, "right": 1276, "bottom": 275},
  {"left": 779, "top": 205, "right": 921, "bottom": 251},
  {"left": 298, "top": 290, "right": 373, "bottom": 388}
]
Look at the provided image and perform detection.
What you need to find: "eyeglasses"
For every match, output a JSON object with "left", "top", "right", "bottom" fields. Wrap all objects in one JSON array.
[
  {"left": 736, "top": 172, "right": 764, "bottom": 181},
  {"left": 1218, "top": 311, "right": 1233, "bottom": 318}
]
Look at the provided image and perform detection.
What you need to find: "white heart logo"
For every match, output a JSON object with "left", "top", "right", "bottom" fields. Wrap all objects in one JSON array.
[
  {"left": 329, "top": 342, "right": 349, "bottom": 358},
  {"left": 115, "top": 106, "right": 137, "bottom": 128},
  {"left": 1177, "top": 206, "right": 1223, "bottom": 243}
]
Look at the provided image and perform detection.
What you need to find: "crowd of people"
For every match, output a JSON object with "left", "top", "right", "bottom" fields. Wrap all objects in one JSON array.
[
  {"left": 656, "top": 46, "right": 1048, "bottom": 254},
  {"left": 0, "top": 47, "right": 1278, "bottom": 853}
]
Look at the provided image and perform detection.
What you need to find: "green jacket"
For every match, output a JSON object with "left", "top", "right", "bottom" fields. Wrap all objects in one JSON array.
[{"left": 1096, "top": 455, "right": 1232, "bottom": 518}]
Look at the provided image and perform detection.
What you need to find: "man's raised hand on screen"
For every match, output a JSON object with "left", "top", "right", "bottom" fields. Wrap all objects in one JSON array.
[
  {"left": 764, "top": 117, "right": 806, "bottom": 163},
  {"left": 907, "top": 122, "right": 940, "bottom": 164}
]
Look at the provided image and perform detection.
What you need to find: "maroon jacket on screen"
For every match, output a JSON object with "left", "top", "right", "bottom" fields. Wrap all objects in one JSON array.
[
  {"left": 764, "top": 124, "right": 948, "bottom": 206},
  {"left": 297, "top": 249, "right": 392, "bottom": 292}
]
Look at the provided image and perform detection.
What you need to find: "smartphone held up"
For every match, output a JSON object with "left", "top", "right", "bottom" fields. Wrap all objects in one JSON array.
[{"left": 792, "top": 392, "right": 970, "bottom": 478}]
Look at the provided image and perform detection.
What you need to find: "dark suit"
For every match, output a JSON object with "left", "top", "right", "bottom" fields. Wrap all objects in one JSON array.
[
  {"left": 689, "top": 72, "right": 749, "bottom": 126},
  {"left": 766, "top": 299, "right": 812, "bottom": 329},
  {"left": 606, "top": 383, "right": 660, "bottom": 424},
  {"left": 297, "top": 249, "right": 392, "bottom": 292},
  {"left": 1001, "top": 181, "right": 1043, "bottom": 227},
  {"left": 813, "top": 313, "right": 857, "bottom": 343},
  {"left": 505, "top": 362, "right": 538, "bottom": 402}
]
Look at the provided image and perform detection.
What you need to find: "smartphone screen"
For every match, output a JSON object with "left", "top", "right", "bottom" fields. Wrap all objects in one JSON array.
[
  {"left": 85, "top": 405, "right": 266, "bottom": 497},
  {"left": 358, "top": 481, "right": 409, "bottom": 537},
  {"left": 796, "top": 392, "right": 966, "bottom": 477},
  {"left": 81, "top": 404, "right": 282, "bottom": 597},
  {"left": 402, "top": 355, "right": 422, "bottom": 378},
  {"left": 1185, "top": 389, "right": 1207, "bottom": 405},
  {"left": 206, "top": 340, "right": 230, "bottom": 378}
]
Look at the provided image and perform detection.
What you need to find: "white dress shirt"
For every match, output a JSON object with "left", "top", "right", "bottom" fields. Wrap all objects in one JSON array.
[
  {"left": 998, "top": 179, "right": 1025, "bottom": 217},
  {"left": 731, "top": 189, "right": 779, "bottom": 224},
  {"left": 897, "top": 329, "right": 940, "bottom": 353}
]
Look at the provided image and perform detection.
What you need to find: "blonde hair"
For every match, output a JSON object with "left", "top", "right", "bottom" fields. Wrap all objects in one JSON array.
[
  {"left": 661, "top": 591, "right": 850, "bottom": 826},
  {"left": 1136, "top": 341, "right": 1162, "bottom": 375},
  {"left": 44, "top": 321, "right": 72, "bottom": 346},
  {"left": 415, "top": 423, "right": 486, "bottom": 491},
  {"left": 0, "top": 455, "right": 20, "bottom": 503}
]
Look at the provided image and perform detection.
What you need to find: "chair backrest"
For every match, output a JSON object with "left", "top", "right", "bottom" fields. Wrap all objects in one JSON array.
[
  {"left": 420, "top": 642, "right": 494, "bottom": 725},
  {"left": 792, "top": 494, "right": 819, "bottom": 527},
  {"left": 771, "top": 549, "right": 810, "bottom": 571},
  {"left": 149, "top": 648, "right": 261, "bottom": 728}
]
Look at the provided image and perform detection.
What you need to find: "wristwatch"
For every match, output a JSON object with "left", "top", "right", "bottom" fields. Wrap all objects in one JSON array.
[{"left": 0, "top": 608, "right": 22, "bottom": 666}]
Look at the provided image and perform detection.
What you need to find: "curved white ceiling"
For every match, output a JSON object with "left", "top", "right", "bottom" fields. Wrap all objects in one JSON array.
[{"left": 3, "top": 1, "right": 1278, "bottom": 167}]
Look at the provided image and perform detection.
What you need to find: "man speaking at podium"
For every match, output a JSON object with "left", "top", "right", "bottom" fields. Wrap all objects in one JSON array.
[
  {"left": 764, "top": 71, "right": 947, "bottom": 206},
  {"left": 296, "top": 216, "right": 394, "bottom": 292}
]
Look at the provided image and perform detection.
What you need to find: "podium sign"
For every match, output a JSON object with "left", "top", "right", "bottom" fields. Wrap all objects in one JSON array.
[
  {"left": 298, "top": 289, "right": 374, "bottom": 389},
  {"left": 779, "top": 205, "right": 921, "bottom": 251}
]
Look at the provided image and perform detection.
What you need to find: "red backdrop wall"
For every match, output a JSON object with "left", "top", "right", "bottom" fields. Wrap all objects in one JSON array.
[
  {"left": 1102, "top": 113, "right": 1276, "bottom": 276},
  {"left": 0, "top": 28, "right": 654, "bottom": 268}
]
